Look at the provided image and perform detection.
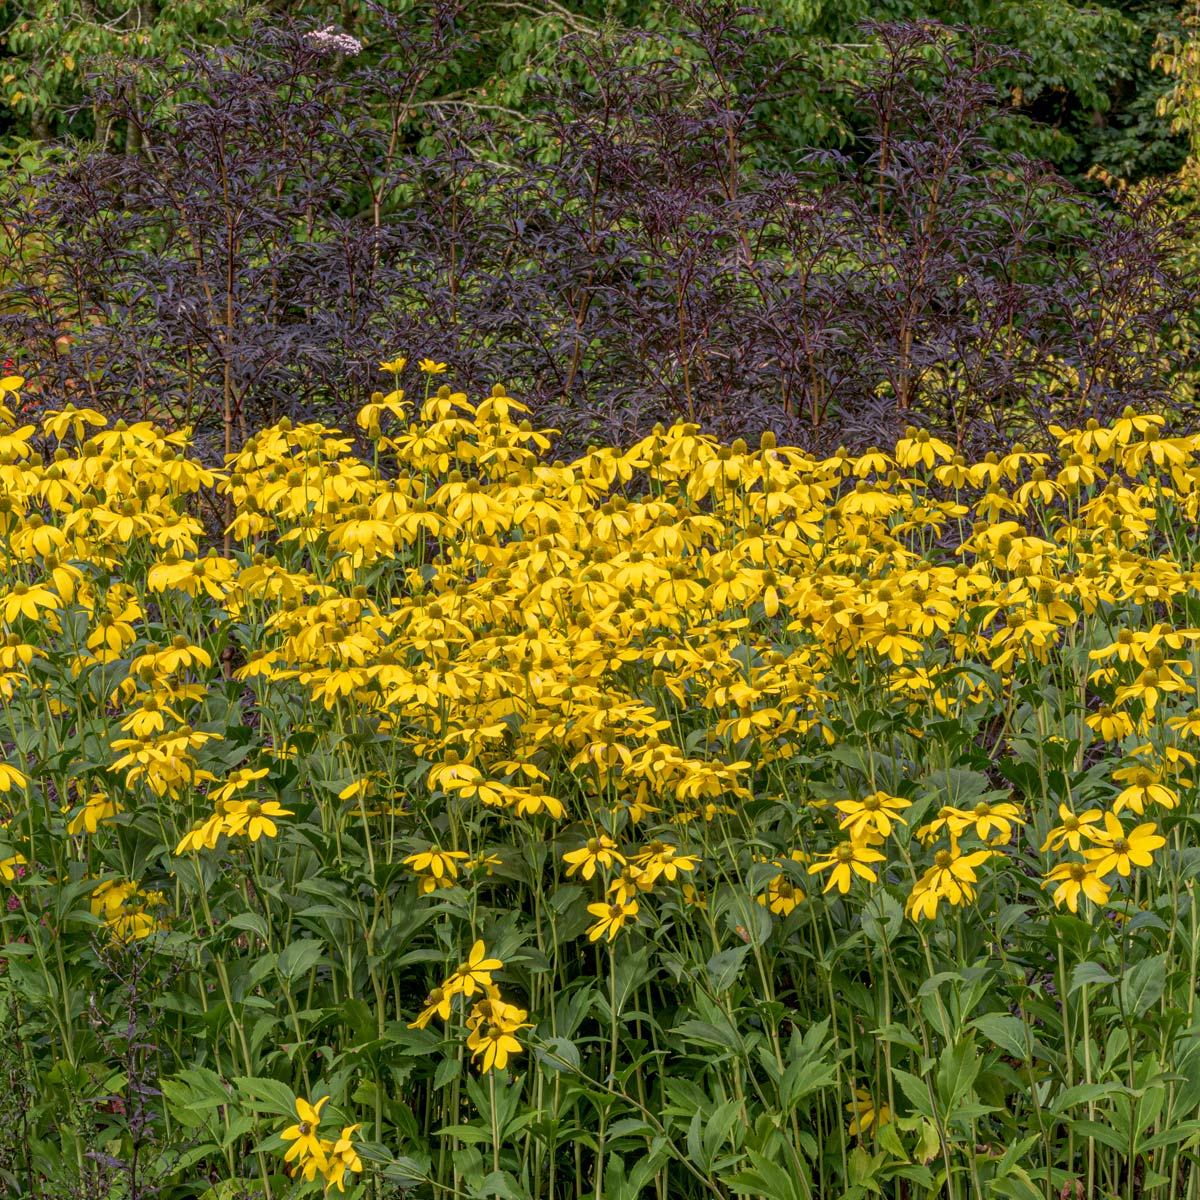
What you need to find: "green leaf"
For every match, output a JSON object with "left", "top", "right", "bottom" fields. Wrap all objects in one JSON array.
[
  {"left": 891, "top": 1068, "right": 935, "bottom": 1120},
  {"left": 438, "top": 1125, "right": 497, "bottom": 1146},
  {"left": 671, "top": 1019, "right": 741, "bottom": 1052},
  {"left": 970, "top": 1013, "right": 1031, "bottom": 1061},
  {"left": 275, "top": 938, "right": 325, "bottom": 982},
  {"left": 226, "top": 910, "right": 270, "bottom": 941},
  {"left": 861, "top": 889, "right": 903, "bottom": 946},
  {"left": 1140, "top": 1118, "right": 1200, "bottom": 1152},
  {"left": 935, "top": 1035, "right": 981, "bottom": 1113},
  {"left": 535, "top": 1036, "right": 580, "bottom": 1073},
  {"left": 1048, "top": 1081, "right": 1127, "bottom": 1113},
  {"left": 1170, "top": 1037, "right": 1200, "bottom": 1117},
  {"left": 607, "top": 1117, "right": 657, "bottom": 1142},
  {"left": 434, "top": 1056, "right": 460, "bottom": 1090},
  {"left": 871, "top": 1023, "right": 923, "bottom": 1053},
  {"left": 702, "top": 1098, "right": 744, "bottom": 1165},
  {"left": 162, "top": 1066, "right": 232, "bottom": 1113},
  {"left": 377, "top": 1154, "right": 430, "bottom": 1186},
  {"left": 1069, "top": 961, "right": 1116, "bottom": 994},
  {"left": 686, "top": 1110, "right": 705, "bottom": 1171},
  {"left": 612, "top": 945, "right": 654, "bottom": 1014},
  {"left": 706, "top": 944, "right": 750, "bottom": 993},
  {"left": 723, "top": 1149, "right": 810, "bottom": 1200},
  {"left": 1069, "top": 1119, "right": 1130, "bottom": 1152},
  {"left": 778, "top": 1020, "right": 837, "bottom": 1110},
  {"left": 234, "top": 1076, "right": 300, "bottom": 1119},
  {"left": 1119, "top": 954, "right": 1165, "bottom": 1018}
]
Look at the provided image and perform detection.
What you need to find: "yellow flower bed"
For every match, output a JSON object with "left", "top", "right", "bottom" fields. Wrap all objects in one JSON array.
[{"left": 3, "top": 364, "right": 1200, "bottom": 1196}]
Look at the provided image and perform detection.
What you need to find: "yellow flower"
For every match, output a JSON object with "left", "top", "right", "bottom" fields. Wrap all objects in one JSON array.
[
  {"left": 379, "top": 356, "right": 408, "bottom": 374},
  {"left": 1040, "top": 804, "right": 1106, "bottom": 852},
  {"left": 322, "top": 1125, "right": 363, "bottom": 1193},
  {"left": 281, "top": 1095, "right": 329, "bottom": 1172},
  {"left": 867, "top": 621, "right": 923, "bottom": 665},
  {"left": 1111, "top": 764, "right": 1177, "bottom": 815},
  {"left": 210, "top": 767, "right": 271, "bottom": 803},
  {"left": 630, "top": 840, "right": 698, "bottom": 883},
  {"left": 408, "top": 985, "right": 456, "bottom": 1030},
  {"left": 0, "top": 581, "right": 59, "bottom": 623},
  {"left": 0, "top": 853, "right": 27, "bottom": 883},
  {"left": 846, "top": 1087, "right": 892, "bottom": 1136},
  {"left": 175, "top": 818, "right": 220, "bottom": 855},
  {"left": 1084, "top": 813, "right": 1165, "bottom": 878},
  {"left": 894, "top": 428, "right": 954, "bottom": 470},
  {"left": 835, "top": 791, "right": 910, "bottom": 840},
  {"left": 465, "top": 996, "right": 531, "bottom": 1072},
  {"left": 67, "top": 792, "right": 123, "bottom": 836},
  {"left": 1166, "top": 708, "right": 1200, "bottom": 738},
  {"left": 1044, "top": 860, "right": 1111, "bottom": 912},
  {"left": 445, "top": 940, "right": 503, "bottom": 999},
  {"left": 807, "top": 840, "right": 886, "bottom": 894},
  {"left": 418, "top": 358, "right": 448, "bottom": 374},
  {"left": 41, "top": 405, "right": 107, "bottom": 442},
  {"left": 0, "top": 763, "right": 28, "bottom": 791},
  {"left": 758, "top": 874, "right": 804, "bottom": 915},
  {"left": 925, "top": 800, "right": 1024, "bottom": 845},
  {"left": 403, "top": 847, "right": 469, "bottom": 887},
  {"left": 606, "top": 864, "right": 656, "bottom": 905},
  {"left": 89, "top": 879, "right": 166, "bottom": 941},
  {"left": 1114, "top": 665, "right": 1189, "bottom": 716},
  {"left": 1086, "top": 704, "right": 1136, "bottom": 742},
  {"left": 224, "top": 798, "right": 293, "bottom": 841},
  {"left": 587, "top": 898, "right": 639, "bottom": 942},
  {"left": 562, "top": 835, "right": 625, "bottom": 880},
  {"left": 905, "top": 846, "right": 994, "bottom": 920}
]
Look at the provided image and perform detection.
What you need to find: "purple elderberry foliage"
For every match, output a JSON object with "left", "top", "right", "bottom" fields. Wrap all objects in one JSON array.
[{"left": 0, "top": 4, "right": 1193, "bottom": 457}]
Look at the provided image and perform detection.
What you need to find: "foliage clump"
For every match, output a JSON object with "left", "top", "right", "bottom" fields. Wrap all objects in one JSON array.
[{"left": 1, "top": 10, "right": 1193, "bottom": 455}]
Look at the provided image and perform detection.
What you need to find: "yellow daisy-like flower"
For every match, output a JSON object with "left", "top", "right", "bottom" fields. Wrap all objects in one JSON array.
[
  {"left": 403, "top": 847, "right": 469, "bottom": 883},
  {"left": 1084, "top": 813, "right": 1165, "bottom": 878},
  {"left": 630, "top": 840, "right": 698, "bottom": 883},
  {"left": 281, "top": 1095, "right": 329, "bottom": 1172},
  {"left": 845, "top": 1087, "right": 892, "bottom": 1136},
  {"left": 223, "top": 798, "right": 293, "bottom": 841},
  {"left": 586, "top": 898, "right": 639, "bottom": 942},
  {"left": 835, "top": 791, "right": 910, "bottom": 839},
  {"left": 807, "top": 840, "right": 886, "bottom": 894},
  {"left": 758, "top": 874, "right": 804, "bottom": 915},
  {"left": 905, "top": 846, "right": 994, "bottom": 920},
  {"left": 1040, "top": 803, "right": 1106, "bottom": 852},
  {"left": 66, "top": 791, "right": 123, "bottom": 836},
  {"left": 322, "top": 1124, "right": 363, "bottom": 1193},
  {"left": 562, "top": 835, "right": 625, "bottom": 880},
  {"left": 0, "top": 853, "right": 27, "bottom": 883},
  {"left": 1111, "top": 763, "right": 1177, "bottom": 815},
  {"left": 444, "top": 940, "right": 504, "bottom": 998},
  {"left": 408, "top": 985, "right": 456, "bottom": 1030},
  {"left": 0, "top": 762, "right": 28, "bottom": 791},
  {"left": 465, "top": 996, "right": 532, "bottom": 1072},
  {"left": 1043, "top": 860, "right": 1111, "bottom": 912}
]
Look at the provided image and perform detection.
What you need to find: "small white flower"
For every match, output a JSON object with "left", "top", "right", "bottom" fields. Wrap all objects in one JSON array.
[{"left": 304, "top": 26, "right": 363, "bottom": 57}]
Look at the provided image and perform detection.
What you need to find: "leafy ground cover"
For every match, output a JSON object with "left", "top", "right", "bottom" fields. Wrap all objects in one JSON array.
[{"left": 2, "top": 365, "right": 1200, "bottom": 1198}]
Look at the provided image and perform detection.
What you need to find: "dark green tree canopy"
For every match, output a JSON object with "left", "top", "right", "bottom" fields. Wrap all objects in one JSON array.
[{"left": 0, "top": 0, "right": 1188, "bottom": 185}]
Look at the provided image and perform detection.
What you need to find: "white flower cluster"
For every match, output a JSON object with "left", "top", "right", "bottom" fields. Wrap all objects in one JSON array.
[{"left": 304, "top": 26, "right": 363, "bottom": 57}]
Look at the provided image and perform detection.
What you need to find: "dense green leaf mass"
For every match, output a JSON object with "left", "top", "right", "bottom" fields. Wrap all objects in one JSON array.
[{"left": 0, "top": 0, "right": 1189, "bottom": 184}]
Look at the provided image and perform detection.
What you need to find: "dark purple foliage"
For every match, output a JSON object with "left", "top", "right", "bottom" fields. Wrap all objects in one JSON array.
[{"left": 0, "top": 4, "right": 1193, "bottom": 458}]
